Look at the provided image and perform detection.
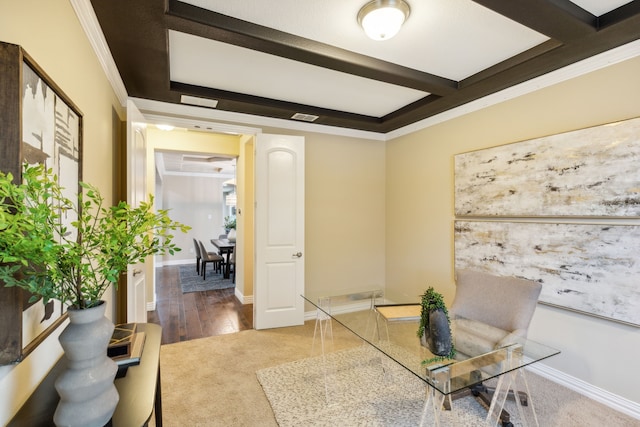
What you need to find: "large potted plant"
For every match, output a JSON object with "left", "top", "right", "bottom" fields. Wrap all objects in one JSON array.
[{"left": 0, "top": 163, "right": 189, "bottom": 426}]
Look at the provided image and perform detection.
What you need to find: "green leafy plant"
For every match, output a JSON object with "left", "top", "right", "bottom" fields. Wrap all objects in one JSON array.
[
  {"left": 223, "top": 215, "right": 236, "bottom": 230},
  {"left": 0, "top": 163, "right": 190, "bottom": 309},
  {"left": 417, "top": 286, "right": 456, "bottom": 364}
]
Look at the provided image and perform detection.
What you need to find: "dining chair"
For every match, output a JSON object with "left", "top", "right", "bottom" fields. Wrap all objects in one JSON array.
[
  {"left": 197, "top": 240, "right": 224, "bottom": 280},
  {"left": 192, "top": 238, "right": 201, "bottom": 275},
  {"left": 229, "top": 245, "right": 236, "bottom": 283}
]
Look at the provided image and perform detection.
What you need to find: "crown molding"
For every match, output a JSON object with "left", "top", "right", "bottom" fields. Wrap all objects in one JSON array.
[
  {"left": 70, "top": 0, "right": 128, "bottom": 106},
  {"left": 132, "top": 97, "right": 387, "bottom": 141}
]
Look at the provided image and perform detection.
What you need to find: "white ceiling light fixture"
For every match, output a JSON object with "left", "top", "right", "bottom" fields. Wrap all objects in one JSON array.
[{"left": 358, "top": 0, "right": 411, "bottom": 41}]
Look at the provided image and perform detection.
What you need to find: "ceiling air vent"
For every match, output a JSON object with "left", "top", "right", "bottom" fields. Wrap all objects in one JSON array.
[
  {"left": 180, "top": 95, "right": 218, "bottom": 109},
  {"left": 291, "top": 113, "right": 319, "bottom": 122}
]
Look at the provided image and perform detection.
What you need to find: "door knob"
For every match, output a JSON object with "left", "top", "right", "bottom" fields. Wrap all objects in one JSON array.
[
  {"left": 133, "top": 269, "right": 142, "bottom": 276},
  {"left": 293, "top": 252, "right": 303, "bottom": 258}
]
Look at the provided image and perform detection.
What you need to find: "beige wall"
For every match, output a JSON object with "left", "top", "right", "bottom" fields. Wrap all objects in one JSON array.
[
  {"left": 303, "top": 131, "right": 387, "bottom": 295},
  {"left": 0, "top": 0, "right": 123, "bottom": 423},
  {"left": 159, "top": 174, "right": 228, "bottom": 258},
  {"left": 386, "top": 56, "right": 640, "bottom": 404},
  {"left": 237, "top": 136, "right": 255, "bottom": 297}
]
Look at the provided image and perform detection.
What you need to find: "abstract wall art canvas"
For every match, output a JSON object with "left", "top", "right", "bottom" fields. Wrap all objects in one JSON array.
[
  {"left": 455, "top": 117, "right": 640, "bottom": 217},
  {"left": 454, "top": 220, "right": 640, "bottom": 326}
]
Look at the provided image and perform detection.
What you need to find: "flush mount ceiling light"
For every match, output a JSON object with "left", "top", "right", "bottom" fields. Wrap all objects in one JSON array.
[{"left": 357, "top": 0, "right": 410, "bottom": 41}]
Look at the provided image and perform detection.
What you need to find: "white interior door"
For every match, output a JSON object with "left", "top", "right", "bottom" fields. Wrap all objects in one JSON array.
[
  {"left": 254, "top": 134, "right": 305, "bottom": 329},
  {"left": 126, "top": 100, "right": 148, "bottom": 323}
]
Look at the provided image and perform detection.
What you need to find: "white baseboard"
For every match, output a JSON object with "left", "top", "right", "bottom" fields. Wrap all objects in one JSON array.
[
  {"left": 157, "top": 259, "right": 192, "bottom": 267},
  {"left": 526, "top": 362, "right": 640, "bottom": 420},
  {"left": 235, "top": 288, "right": 253, "bottom": 304}
]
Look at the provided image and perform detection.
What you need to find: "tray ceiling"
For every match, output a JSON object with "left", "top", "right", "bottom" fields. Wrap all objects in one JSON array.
[{"left": 90, "top": 0, "right": 640, "bottom": 133}]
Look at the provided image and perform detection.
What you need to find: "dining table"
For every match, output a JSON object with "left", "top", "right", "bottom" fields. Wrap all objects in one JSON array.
[{"left": 211, "top": 238, "right": 235, "bottom": 279}]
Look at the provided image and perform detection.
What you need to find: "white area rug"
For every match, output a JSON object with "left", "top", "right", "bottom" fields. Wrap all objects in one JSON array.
[{"left": 256, "top": 346, "right": 522, "bottom": 426}]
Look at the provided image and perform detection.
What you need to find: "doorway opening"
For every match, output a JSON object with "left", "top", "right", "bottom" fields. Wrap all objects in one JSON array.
[{"left": 142, "top": 124, "right": 255, "bottom": 344}]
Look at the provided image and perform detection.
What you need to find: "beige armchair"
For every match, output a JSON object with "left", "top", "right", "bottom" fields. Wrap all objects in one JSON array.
[
  {"left": 448, "top": 269, "right": 542, "bottom": 423},
  {"left": 450, "top": 268, "right": 542, "bottom": 355}
]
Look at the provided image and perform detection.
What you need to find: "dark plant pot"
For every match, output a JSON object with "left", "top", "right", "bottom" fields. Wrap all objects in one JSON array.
[{"left": 421, "top": 308, "right": 452, "bottom": 356}]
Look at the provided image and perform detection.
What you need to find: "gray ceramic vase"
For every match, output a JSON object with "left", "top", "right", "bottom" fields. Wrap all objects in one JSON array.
[{"left": 54, "top": 301, "right": 119, "bottom": 427}]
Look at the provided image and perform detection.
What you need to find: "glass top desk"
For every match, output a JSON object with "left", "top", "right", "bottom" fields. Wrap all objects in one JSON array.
[{"left": 302, "top": 290, "right": 560, "bottom": 427}]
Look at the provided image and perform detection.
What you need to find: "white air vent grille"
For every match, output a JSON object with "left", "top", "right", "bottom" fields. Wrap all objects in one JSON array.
[
  {"left": 180, "top": 95, "right": 218, "bottom": 109},
  {"left": 291, "top": 113, "right": 319, "bottom": 122}
]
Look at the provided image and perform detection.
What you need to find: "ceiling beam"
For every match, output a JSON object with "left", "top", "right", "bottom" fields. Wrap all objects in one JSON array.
[
  {"left": 90, "top": 0, "right": 171, "bottom": 101},
  {"left": 472, "top": 0, "right": 597, "bottom": 42},
  {"left": 600, "top": 0, "right": 640, "bottom": 28}
]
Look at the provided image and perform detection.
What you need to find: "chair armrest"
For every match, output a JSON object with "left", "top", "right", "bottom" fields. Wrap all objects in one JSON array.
[
  {"left": 453, "top": 318, "right": 509, "bottom": 356},
  {"left": 496, "top": 329, "right": 527, "bottom": 348}
]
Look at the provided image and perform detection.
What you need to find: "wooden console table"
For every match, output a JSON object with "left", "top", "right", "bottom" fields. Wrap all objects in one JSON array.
[{"left": 8, "top": 323, "right": 163, "bottom": 427}]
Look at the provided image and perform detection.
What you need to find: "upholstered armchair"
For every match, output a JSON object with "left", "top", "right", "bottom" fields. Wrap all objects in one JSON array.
[
  {"left": 450, "top": 268, "right": 542, "bottom": 357},
  {"left": 447, "top": 269, "right": 542, "bottom": 421}
]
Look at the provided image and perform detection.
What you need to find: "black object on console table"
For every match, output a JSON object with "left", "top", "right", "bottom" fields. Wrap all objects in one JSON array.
[{"left": 8, "top": 323, "right": 162, "bottom": 427}]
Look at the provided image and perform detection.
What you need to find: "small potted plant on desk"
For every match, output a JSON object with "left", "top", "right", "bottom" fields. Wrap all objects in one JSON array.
[
  {"left": 417, "top": 286, "right": 456, "bottom": 364},
  {"left": 0, "top": 163, "right": 189, "bottom": 427}
]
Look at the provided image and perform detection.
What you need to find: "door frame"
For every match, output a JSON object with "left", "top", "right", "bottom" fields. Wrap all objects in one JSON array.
[
  {"left": 126, "top": 99, "right": 149, "bottom": 323},
  {"left": 130, "top": 106, "right": 262, "bottom": 318}
]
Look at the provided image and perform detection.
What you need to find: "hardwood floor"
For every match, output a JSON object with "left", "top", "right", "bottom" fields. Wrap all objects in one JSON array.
[{"left": 147, "top": 265, "right": 253, "bottom": 345}]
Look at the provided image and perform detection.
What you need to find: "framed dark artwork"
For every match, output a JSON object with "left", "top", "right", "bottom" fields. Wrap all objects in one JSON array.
[{"left": 0, "top": 42, "right": 83, "bottom": 364}]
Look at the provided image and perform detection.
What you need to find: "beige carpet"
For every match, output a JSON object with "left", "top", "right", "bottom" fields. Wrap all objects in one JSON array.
[{"left": 159, "top": 321, "right": 639, "bottom": 426}]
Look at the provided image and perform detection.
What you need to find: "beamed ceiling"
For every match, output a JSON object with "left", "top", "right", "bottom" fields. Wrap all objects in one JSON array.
[{"left": 90, "top": 0, "right": 640, "bottom": 134}]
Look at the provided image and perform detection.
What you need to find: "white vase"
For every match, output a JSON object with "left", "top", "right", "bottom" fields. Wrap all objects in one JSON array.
[
  {"left": 54, "top": 301, "right": 119, "bottom": 427},
  {"left": 227, "top": 228, "right": 236, "bottom": 242}
]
